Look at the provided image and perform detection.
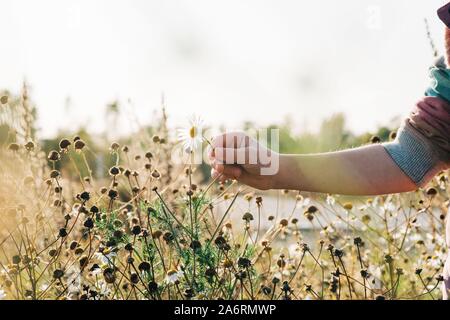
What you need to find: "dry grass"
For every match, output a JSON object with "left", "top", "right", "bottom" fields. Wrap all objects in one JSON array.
[{"left": 0, "top": 89, "right": 448, "bottom": 300}]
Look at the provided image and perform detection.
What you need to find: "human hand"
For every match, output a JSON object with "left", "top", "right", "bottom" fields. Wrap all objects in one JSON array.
[
  {"left": 208, "top": 132, "right": 281, "bottom": 190},
  {"left": 446, "top": 27, "right": 450, "bottom": 66}
]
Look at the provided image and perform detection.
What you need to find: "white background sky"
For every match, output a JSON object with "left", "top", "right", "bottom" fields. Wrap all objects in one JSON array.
[{"left": 0, "top": 0, "right": 448, "bottom": 138}]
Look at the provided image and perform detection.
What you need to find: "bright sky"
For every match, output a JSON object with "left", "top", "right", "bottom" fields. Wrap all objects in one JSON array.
[{"left": 0, "top": 0, "right": 447, "bottom": 138}]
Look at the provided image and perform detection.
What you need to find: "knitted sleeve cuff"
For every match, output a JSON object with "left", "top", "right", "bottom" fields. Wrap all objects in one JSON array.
[{"left": 383, "top": 123, "right": 442, "bottom": 187}]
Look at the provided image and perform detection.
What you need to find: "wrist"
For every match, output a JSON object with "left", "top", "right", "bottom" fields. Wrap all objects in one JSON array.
[{"left": 272, "top": 154, "right": 302, "bottom": 190}]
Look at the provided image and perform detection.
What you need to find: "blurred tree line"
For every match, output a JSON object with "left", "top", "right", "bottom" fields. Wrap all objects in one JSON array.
[
  {"left": 1, "top": 89, "right": 398, "bottom": 181},
  {"left": 244, "top": 113, "right": 396, "bottom": 154}
]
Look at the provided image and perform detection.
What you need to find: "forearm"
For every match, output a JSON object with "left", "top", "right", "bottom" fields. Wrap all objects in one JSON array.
[{"left": 274, "top": 145, "right": 417, "bottom": 196}]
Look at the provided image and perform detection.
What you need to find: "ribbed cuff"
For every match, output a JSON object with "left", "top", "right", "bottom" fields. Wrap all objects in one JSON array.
[{"left": 383, "top": 124, "right": 440, "bottom": 187}]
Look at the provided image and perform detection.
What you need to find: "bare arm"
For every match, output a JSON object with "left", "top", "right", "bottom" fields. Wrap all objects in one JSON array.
[
  {"left": 210, "top": 132, "right": 417, "bottom": 196},
  {"left": 275, "top": 145, "right": 417, "bottom": 195},
  {"left": 210, "top": 28, "right": 450, "bottom": 196}
]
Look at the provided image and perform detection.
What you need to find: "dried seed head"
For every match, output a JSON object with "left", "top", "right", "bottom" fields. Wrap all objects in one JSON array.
[
  {"left": 130, "top": 273, "right": 139, "bottom": 284},
  {"left": 109, "top": 166, "right": 120, "bottom": 176},
  {"left": 151, "top": 170, "right": 161, "bottom": 179},
  {"left": 48, "top": 150, "right": 61, "bottom": 162},
  {"left": 256, "top": 196, "right": 263, "bottom": 205},
  {"left": 24, "top": 141, "right": 35, "bottom": 151},
  {"left": 223, "top": 259, "right": 233, "bottom": 268},
  {"left": 277, "top": 258, "right": 286, "bottom": 268},
  {"left": 145, "top": 152, "right": 153, "bottom": 160},
  {"left": 362, "top": 214, "right": 371, "bottom": 223},
  {"left": 1, "top": 95, "right": 8, "bottom": 104},
  {"left": 110, "top": 142, "right": 120, "bottom": 151},
  {"left": 84, "top": 217, "right": 94, "bottom": 229},
  {"left": 148, "top": 281, "right": 158, "bottom": 293},
  {"left": 370, "top": 136, "right": 381, "bottom": 144},
  {"left": 389, "top": 131, "right": 397, "bottom": 141},
  {"left": 108, "top": 189, "right": 118, "bottom": 200},
  {"left": 113, "top": 219, "right": 123, "bottom": 229},
  {"left": 279, "top": 219, "right": 289, "bottom": 227},
  {"left": 307, "top": 206, "right": 318, "bottom": 214},
  {"left": 152, "top": 135, "right": 160, "bottom": 143},
  {"left": 103, "top": 268, "right": 116, "bottom": 283},
  {"left": 242, "top": 212, "right": 254, "bottom": 222},
  {"left": 113, "top": 230, "right": 124, "bottom": 239},
  {"left": 190, "top": 240, "right": 202, "bottom": 251},
  {"left": 138, "top": 262, "right": 151, "bottom": 272},
  {"left": 50, "top": 170, "right": 60, "bottom": 179},
  {"left": 59, "top": 139, "right": 71, "bottom": 150},
  {"left": 90, "top": 206, "right": 99, "bottom": 214},
  {"left": 53, "top": 269, "right": 65, "bottom": 279},
  {"left": 74, "top": 139, "right": 85, "bottom": 150},
  {"left": 354, "top": 237, "right": 362, "bottom": 246},
  {"left": 70, "top": 241, "right": 79, "bottom": 250},
  {"left": 426, "top": 187, "right": 437, "bottom": 196},
  {"left": 163, "top": 232, "right": 174, "bottom": 243},
  {"left": 152, "top": 230, "right": 163, "bottom": 239},
  {"left": 343, "top": 202, "right": 353, "bottom": 210},
  {"left": 59, "top": 228, "right": 68, "bottom": 238},
  {"left": 8, "top": 143, "right": 20, "bottom": 152},
  {"left": 79, "top": 256, "right": 88, "bottom": 268},
  {"left": 237, "top": 257, "right": 251, "bottom": 268},
  {"left": 12, "top": 255, "right": 21, "bottom": 265},
  {"left": 205, "top": 268, "right": 217, "bottom": 277},
  {"left": 131, "top": 225, "right": 142, "bottom": 236}
]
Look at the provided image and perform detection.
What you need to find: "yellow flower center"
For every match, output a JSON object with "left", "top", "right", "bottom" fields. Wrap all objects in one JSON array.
[{"left": 189, "top": 126, "right": 197, "bottom": 139}]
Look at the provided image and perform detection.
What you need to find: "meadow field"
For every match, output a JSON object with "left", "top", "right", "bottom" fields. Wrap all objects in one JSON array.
[{"left": 0, "top": 87, "right": 448, "bottom": 301}]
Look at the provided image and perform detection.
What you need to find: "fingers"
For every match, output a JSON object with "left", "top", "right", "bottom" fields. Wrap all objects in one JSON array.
[
  {"left": 211, "top": 165, "right": 242, "bottom": 183},
  {"left": 216, "top": 164, "right": 242, "bottom": 178},
  {"left": 211, "top": 132, "right": 250, "bottom": 149},
  {"left": 446, "top": 28, "right": 450, "bottom": 66},
  {"left": 213, "top": 147, "right": 250, "bottom": 165}
]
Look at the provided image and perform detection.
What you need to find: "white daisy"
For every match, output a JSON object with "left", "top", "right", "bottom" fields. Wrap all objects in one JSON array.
[
  {"left": 177, "top": 115, "right": 205, "bottom": 154},
  {"left": 94, "top": 251, "right": 117, "bottom": 265},
  {"left": 91, "top": 267, "right": 102, "bottom": 276},
  {"left": 427, "top": 256, "right": 442, "bottom": 269},
  {"left": 40, "top": 284, "right": 49, "bottom": 292},
  {"left": 326, "top": 195, "right": 336, "bottom": 206},
  {"left": 97, "top": 280, "right": 111, "bottom": 297},
  {"left": 288, "top": 244, "right": 302, "bottom": 258},
  {"left": 165, "top": 268, "right": 184, "bottom": 284}
]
